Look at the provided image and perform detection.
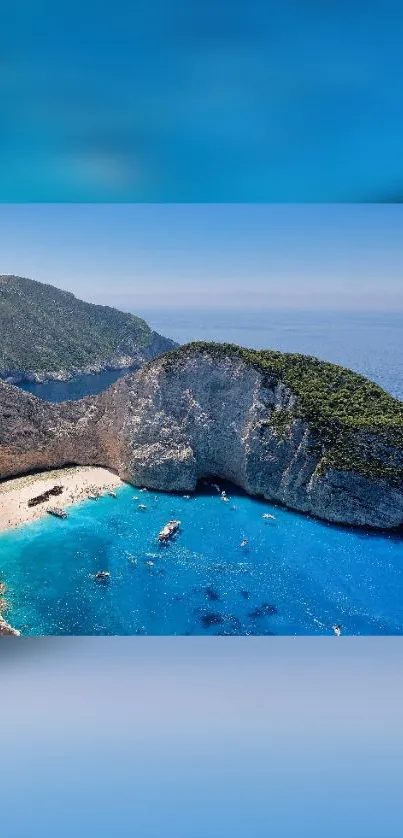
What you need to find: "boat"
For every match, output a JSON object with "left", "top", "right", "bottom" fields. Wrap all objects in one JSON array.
[
  {"left": 240, "top": 539, "right": 249, "bottom": 548},
  {"left": 158, "top": 519, "right": 181, "bottom": 542},
  {"left": 262, "top": 513, "right": 276, "bottom": 520},
  {"left": 332, "top": 624, "right": 342, "bottom": 636},
  {"left": 108, "top": 490, "right": 117, "bottom": 498},
  {"left": 28, "top": 485, "right": 64, "bottom": 507},
  {"left": 138, "top": 504, "right": 147, "bottom": 510},
  {"left": 47, "top": 507, "right": 68, "bottom": 519},
  {"left": 94, "top": 570, "right": 110, "bottom": 582}
]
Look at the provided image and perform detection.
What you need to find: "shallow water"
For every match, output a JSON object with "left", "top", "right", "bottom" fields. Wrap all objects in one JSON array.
[
  {"left": 1, "top": 482, "right": 402, "bottom": 636},
  {"left": 3, "top": 308, "right": 403, "bottom": 635}
]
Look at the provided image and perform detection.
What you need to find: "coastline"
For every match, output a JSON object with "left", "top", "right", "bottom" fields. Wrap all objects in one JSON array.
[
  {"left": 0, "top": 360, "right": 140, "bottom": 385},
  {"left": 0, "top": 466, "right": 125, "bottom": 533}
]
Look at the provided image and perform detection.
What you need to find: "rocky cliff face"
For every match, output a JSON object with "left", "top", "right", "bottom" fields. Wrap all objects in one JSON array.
[{"left": 1, "top": 345, "right": 403, "bottom": 529}]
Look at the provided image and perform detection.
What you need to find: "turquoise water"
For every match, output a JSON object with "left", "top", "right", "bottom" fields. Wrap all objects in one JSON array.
[
  {"left": 2, "top": 309, "right": 403, "bottom": 635},
  {"left": 1, "top": 481, "right": 403, "bottom": 636}
]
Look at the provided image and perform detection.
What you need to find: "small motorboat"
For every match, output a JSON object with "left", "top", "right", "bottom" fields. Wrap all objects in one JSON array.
[
  {"left": 145, "top": 560, "right": 154, "bottom": 567},
  {"left": 47, "top": 507, "right": 68, "bottom": 519},
  {"left": 262, "top": 513, "right": 276, "bottom": 520},
  {"left": 240, "top": 539, "right": 249, "bottom": 548},
  {"left": 332, "top": 624, "right": 342, "bottom": 637},
  {"left": 108, "top": 490, "right": 117, "bottom": 498},
  {"left": 94, "top": 570, "right": 110, "bottom": 582},
  {"left": 138, "top": 504, "right": 147, "bottom": 510},
  {"left": 158, "top": 520, "right": 181, "bottom": 542}
]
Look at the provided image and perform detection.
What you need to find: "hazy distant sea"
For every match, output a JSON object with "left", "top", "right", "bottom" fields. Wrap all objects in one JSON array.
[
  {"left": 142, "top": 309, "right": 403, "bottom": 400},
  {"left": 20, "top": 309, "right": 403, "bottom": 402}
]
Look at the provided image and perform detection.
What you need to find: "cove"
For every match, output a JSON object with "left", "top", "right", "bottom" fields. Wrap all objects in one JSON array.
[{"left": 1, "top": 481, "right": 402, "bottom": 636}]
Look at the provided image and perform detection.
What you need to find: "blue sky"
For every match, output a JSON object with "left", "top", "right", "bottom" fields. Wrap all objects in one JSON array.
[
  {"left": 1, "top": 1, "right": 403, "bottom": 200},
  {"left": 1, "top": 204, "right": 403, "bottom": 311}
]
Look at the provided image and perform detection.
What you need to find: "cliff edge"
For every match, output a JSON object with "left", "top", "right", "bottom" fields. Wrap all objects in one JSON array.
[{"left": 1, "top": 343, "right": 403, "bottom": 529}]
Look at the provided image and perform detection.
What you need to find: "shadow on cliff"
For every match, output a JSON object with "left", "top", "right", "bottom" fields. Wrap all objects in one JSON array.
[{"left": 194, "top": 476, "right": 403, "bottom": 542}]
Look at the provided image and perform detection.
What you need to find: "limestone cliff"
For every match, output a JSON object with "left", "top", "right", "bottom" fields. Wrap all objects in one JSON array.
[{"left": 1, "top": 343, "right": 403, "bottom": 530}]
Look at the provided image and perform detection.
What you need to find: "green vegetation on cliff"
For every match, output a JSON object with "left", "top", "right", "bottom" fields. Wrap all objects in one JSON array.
[
  {"left": 161, "top": 342, "right": 403, "bottom": 482},
  {"left": 0, "top": 275, "right": 175, "bottom": 377}
]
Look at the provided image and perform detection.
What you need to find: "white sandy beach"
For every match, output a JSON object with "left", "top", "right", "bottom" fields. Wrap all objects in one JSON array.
[{"left": 0, "top": 466, "right": 124, "bottom": 533}]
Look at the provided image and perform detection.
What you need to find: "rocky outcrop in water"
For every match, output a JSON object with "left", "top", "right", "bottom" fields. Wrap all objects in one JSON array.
[
  {"left": 0, "top": 614, "right": 21, "bottom": 636},
  {"left": 1, "top": 344, "right": 403, "bottom": 529}
]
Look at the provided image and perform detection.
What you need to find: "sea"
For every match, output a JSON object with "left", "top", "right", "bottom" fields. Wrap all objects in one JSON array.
[{"left": 2, "top": 309, "right": 403, "bottom": 635}]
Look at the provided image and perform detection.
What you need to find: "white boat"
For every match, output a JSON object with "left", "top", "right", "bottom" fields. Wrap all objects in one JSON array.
[
  {"left": 138, "top": 504, "right": 147, "bottom": 510},
  {"left": 94, "top": 570, "right": 110, "bottom": 582},
  {"left": 262, "top": 513, "right": 276, "bottom": 520},
  {"left": 47, "top": 507, "right": 68, "bottom": 519},
  {"left": 158, "top": 519, "right": 181, "bottom": 542}
]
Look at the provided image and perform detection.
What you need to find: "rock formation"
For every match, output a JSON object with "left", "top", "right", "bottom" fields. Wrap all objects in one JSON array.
[
  {"left": 1, "top": 343, "right": 403, "bottom": 529},
  {"left": 0, "top": 274, "right": 177, "bottom": 383}
]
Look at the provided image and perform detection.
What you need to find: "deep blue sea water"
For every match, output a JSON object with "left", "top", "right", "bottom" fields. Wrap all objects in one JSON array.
[
  {"left": 19, "top": 366, "right": 137, "bottom": 403},
  {"left": 2, "top": 310, "right": 403, "bottom": 635},
  {"left": 18, "top": 309, "right": 403, "bottom": 402}
]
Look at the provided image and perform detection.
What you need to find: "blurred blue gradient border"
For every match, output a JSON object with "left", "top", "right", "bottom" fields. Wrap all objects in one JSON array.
[
  {"left": 1, "top": 0, "right": 403, "bottom": 201},
  {"left": 1, "top": 638, "right": 403, "bottom": 836}
]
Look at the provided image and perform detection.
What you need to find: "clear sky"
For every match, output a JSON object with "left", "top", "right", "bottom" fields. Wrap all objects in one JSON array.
[{"left": 1, "top": 204, "right": 402, "bottom": 311}]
